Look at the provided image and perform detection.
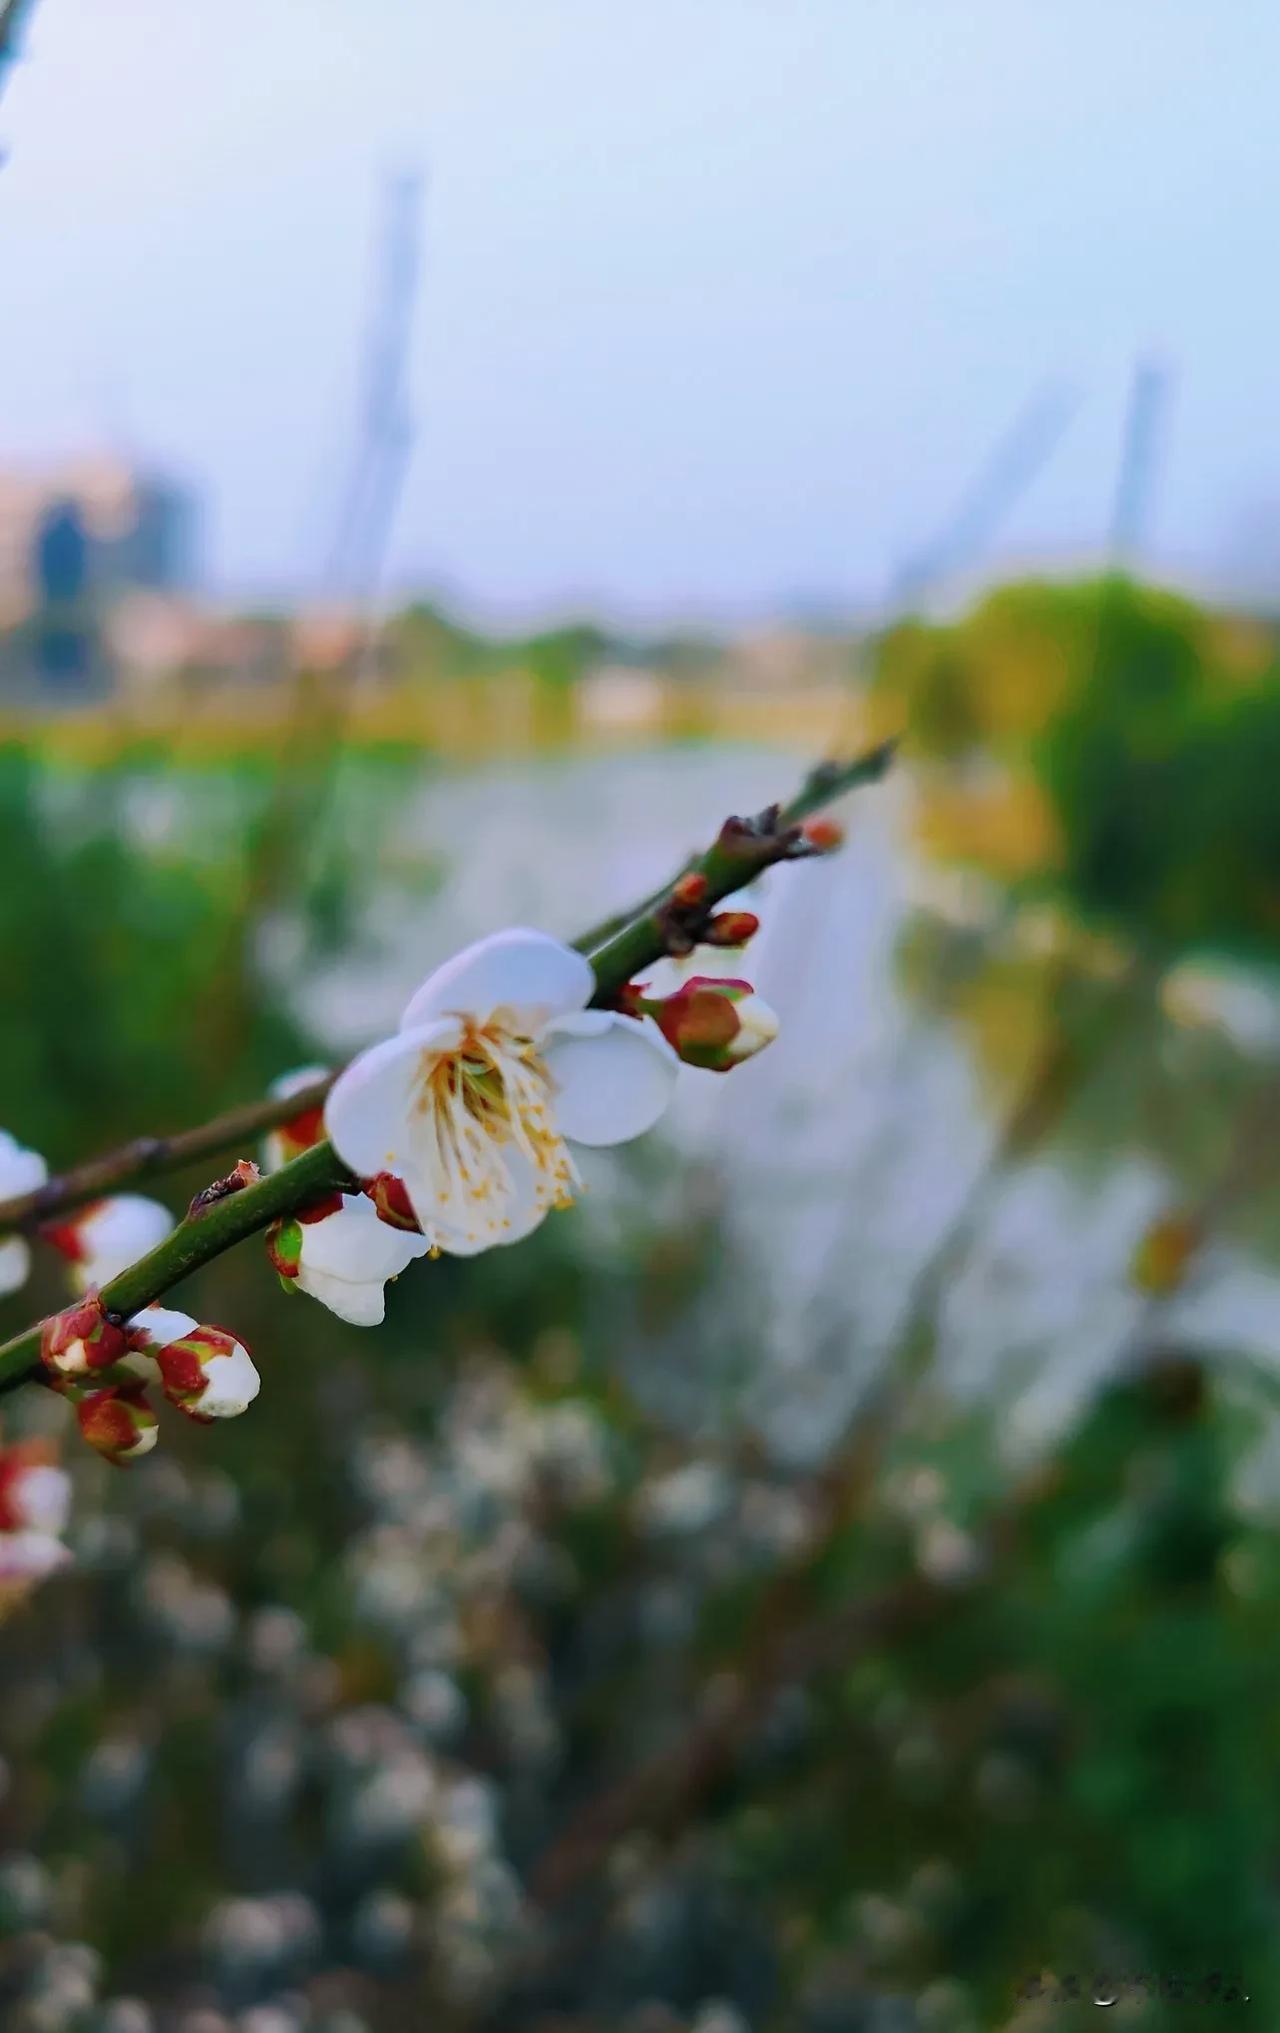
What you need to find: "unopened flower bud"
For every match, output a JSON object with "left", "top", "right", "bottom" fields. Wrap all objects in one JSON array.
[
  {"left": 44, "top": 1195, "right": 174, "bottom": 1291},
  {"left": 802, "top": 815, "right": 845, "bottom": 852},
  {"left": 362, "top": 1173, "right": 422, "bottom": 1233},
  {"left": 704, "top": 910, "right": 760, "bottom": 948},
  {"left": 653, "top": 976, "right": 780, "bottom": 1072},
  {"left": 0, "top": 1445, "right": 70, "bottom": 1534},
  {"left": 263, "top": 1066, "right": 331, "bottom": 1172},
  {"left": 0, "top": 1129, "right": 47, "bottom": 1299},
  {"left": 119, "top": 1304, "right": 200, "bottom": 1381},
  {"left": 671, "top": 871, "right": 709, "bottom": 909},
  {"left": 41, "top": 1298, "right": 131, "bottom": 1383},
  {"left": 76, "top": 1385, "right": 159, "bottom": 1465},
  {"left": 156, "top": 1326, "right": 261, "bottom": 1422},
  {"left": 125, "top": 1305, "right": 199, "bottom": 1355}
]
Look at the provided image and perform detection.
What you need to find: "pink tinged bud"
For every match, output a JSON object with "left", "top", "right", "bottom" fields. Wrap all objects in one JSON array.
[
  {"left": 41, "top": 1217, "right": 87, "bottom": 1264},
  {"left": 125, "top": 1305, "right": 199, "bottom": 1353},
  {"left": 40, "top": 1298, "right": 131, "bottom": 1382},
  {"left": 362, "top": 1172, "right": 423, "bottom": 1233},
  {"left": 671, "top": 871, "right": 709, "bottom": 909},
  {"left": 654, "top": 976, "right": 780, "bottom": 1072},
  {"left": 802, "top": 815, "right": 845, "bottom": 852},
  {"left": 156, "top": 1326, "right": 261, "bottom": 1421},
  {"left": 0, "top": 1444, "right": 68, "bottom": 1533},
  {"left": 704, "top": 910, "right": 760, "bottom": 948},
  {"left": 272, "top": 1105, "right": 326, "bottom": 1164},
  {"left": 48, "top": 1195, "right": 174, "bottom": 1290},
  {"left": 263, "top": 1067, "right": 331, "bottom": 1171},
  {"left": 76, "top": 1385, "right": 159, "bottom": 1465},
  {"left": 122, "top": 1305, "right": 199, "bottom": 1380}
]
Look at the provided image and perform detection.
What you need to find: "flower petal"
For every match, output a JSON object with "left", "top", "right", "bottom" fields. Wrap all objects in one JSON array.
[
  {"left": 132, "top": 1305, "right": 200, "bottom": 1349},
  {"left": 0, "top": 1237, "right": 31, "bottom": 1298},
  {"left": 197, "top": 1341, "right": 261, "bottom": 1419},
  {"left": 324, "top": 1021, "right": 459, "bottom": 1179},
  {"left": 398, "top": 1162, "right": 522, "bottom": 1257},
  {"left": 0, "top": 1531, "right": 71, "bottom": 1581},
  {"left": 299, "top": 1195, "right": 428, "bottom": 1281},
  {"left": 9, "top": 1465, "right": 71, "bottom": 1536},
  {"left": 0, "top": 1134, "right": 47, "bottom": 1199},
  {"left": 296, "top": 1263, "right": 389, "bottom": 1327},
  {"left": 400, "top": 928, "right": 594, "bottom": 1035},
  {"left": 75, "top": 1196, "right": 174, "bottom": 1289},
  {"left": 121, "top": 1304, "right": 200, "bottom": 1377},
  {"left": 453, "top": 1144, "right": 551, "bottom": 1254},
  {"left": 543, "top": 1011, "right": 679, "bottom": 1147}
]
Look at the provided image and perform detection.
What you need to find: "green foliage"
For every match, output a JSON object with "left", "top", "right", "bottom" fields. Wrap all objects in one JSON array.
[
  {"left": 1036, "top": 579, "right": 1280, "bottom": 962},
  {"left": 878, "top": 575, "right": 1280, "bottom": 967},
  {"left": 0, "top": 745, "right": 308, "bottom": 1161}
]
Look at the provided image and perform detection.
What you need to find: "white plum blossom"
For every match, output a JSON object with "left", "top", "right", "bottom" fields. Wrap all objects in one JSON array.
[
  {"left": 275, "top": 1195, "right": 429, "bottom": 1327},
  {"left": 0, "top": 1130, "right": 47, "bottom": 1298},
  {"left": 0, "top": 1530, "right": 71, "bottom": 1588},
  {"left": 262, "top": 1070, "right": 428, "bottom": 1325},
  {"left": 0, "top": 1446, "right": 72, "bottom": 1600},
  {"left": 324, "top": 928, "right": 679, "bottom": 1256},
  {"left": 52, "top": 1195, "right": 175, "bottom": 1291},
  {"left": 0, "top": 1454, "right": 70, "bottom": 1538}
]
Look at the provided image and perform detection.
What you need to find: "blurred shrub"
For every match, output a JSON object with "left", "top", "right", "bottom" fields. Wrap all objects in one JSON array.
[{"left": 877, "top": 577, "right": 1280, "bottom": 966}]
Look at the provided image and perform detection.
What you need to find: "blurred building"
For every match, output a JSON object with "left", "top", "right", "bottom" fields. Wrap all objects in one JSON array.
[
  {"left": 0, "top": 454, "right": 198, "bottom": 698},
  {"left": 0, "top": 455, "right": 196, "bottom": 619}
]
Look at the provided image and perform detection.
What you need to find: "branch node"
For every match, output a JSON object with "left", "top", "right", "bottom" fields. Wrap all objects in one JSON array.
[{"left": 187, "top": 1159, "right": 261, "bottom": 1222}]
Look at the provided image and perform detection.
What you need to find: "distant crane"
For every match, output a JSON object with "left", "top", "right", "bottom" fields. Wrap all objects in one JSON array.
[
  {"left": 326, "top": 168, "right": 425, "bottom": 617},
  {"left": 1108, "top": 354, "right": 1172, "bottom": 566},
  {"left": 886, "top": 378, "right": 1081, "bottom": 617}
]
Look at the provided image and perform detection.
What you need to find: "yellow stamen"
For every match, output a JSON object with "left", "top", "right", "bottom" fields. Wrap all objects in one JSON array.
[{"left": 408, "top": 1020, "right": 578, "bottom": 1251}]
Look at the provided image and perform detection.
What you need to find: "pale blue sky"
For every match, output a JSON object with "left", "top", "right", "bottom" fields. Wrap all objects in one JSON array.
[{"left": 1, "top": 1, "right": 1277, "bottom": 621}]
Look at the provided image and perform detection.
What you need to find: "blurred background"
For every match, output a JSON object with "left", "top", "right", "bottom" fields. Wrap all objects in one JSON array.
[{"left": 1, "top": 3, "right": 1280, "bottom": 2029}]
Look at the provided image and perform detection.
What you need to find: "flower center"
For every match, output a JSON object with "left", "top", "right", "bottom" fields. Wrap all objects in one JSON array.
[{"left": 412, "top": 1021, "right": 579, "bottom": 1248}]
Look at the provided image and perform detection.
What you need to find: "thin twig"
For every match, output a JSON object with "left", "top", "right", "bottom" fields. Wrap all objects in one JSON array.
[
  {"left": 0, "top": 742, "right": 895, "bottom": 1396},
  {"left": 0, "top": 1077, "right": 334, "bottom": 1235},
  {"left": 572, "top": 740, "right": 897, "bottom": 956}
]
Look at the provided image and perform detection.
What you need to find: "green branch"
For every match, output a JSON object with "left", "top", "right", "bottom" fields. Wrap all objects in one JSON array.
[
  {"left": 0, "top": 1143, "right": 352, "bottom": 1391},
  {"left": 0, "top": 741, "right": 894, "bottom": 1400},
  {"left": 573, "top": 739, "right": 896, "bottom": 957}
]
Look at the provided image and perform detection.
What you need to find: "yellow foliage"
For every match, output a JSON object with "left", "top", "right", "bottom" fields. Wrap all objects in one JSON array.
[{"left": 914, "top": 773, "right": 1062, "bottom": 880}]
